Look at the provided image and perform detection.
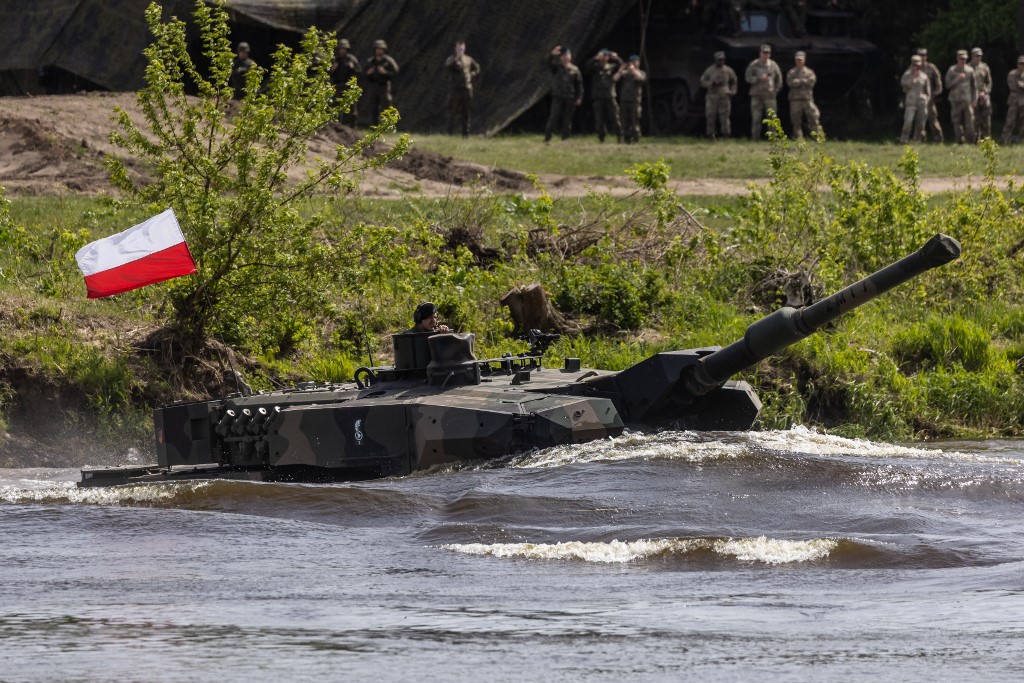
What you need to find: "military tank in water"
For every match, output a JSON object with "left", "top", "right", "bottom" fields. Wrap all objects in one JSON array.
[{"left": 79, "top": 234, "right": 960, "bottom": 487}]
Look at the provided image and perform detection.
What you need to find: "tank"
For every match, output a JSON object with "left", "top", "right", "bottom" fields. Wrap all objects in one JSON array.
[{"left": 79, "top": 234, "right": 960, "bottom": 487}]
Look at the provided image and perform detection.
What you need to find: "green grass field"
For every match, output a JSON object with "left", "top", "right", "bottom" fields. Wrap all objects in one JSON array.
[{"left": 412, "top": 133, "right": 1024, "bottom": 180}]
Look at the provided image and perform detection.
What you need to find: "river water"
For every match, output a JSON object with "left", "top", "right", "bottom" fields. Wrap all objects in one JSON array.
[{"left": 2, "top": 426, "right": 1023, "bottom": 681}]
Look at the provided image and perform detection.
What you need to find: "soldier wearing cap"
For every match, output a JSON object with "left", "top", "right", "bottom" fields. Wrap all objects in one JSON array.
[
  {"left": 944, "top": 49, "right": 976, "bottom": 144},
  {"left": 1001, "top": 56, "right": 1024, "bottom": 145},
  {"left": 444, "top": 41, "right": 481, "bottom": 137},
  {"left": 699, "top": 51, "right": 737, "bottom": 139},
  {"left": 364, "top": 39, "right": 399, "bottom": 125},
  {"left": 230, "top": 41, "right": 255, "bottom": 100},
  {"left": 745, "top": 44, "right": 783, "bottom": 140},
  {"left": 786, "top": 51, "right": 821, "bottom": 140},
  {"left": 900, "top": 55, "right": 931, "bottom": 144},
  {"left": 586, "top": 48, "right": 624, "bottom": 143},
  {"left": 330, "top": 39, "right": 361, "bottom": 126},
  {"left": 970, "top": 47, "right": 993, "bottom": 140},
  {"left": 544, "top": 45, "right": 584, "bottom": 142},
  {"left": 616, "top": 54, "right": 647, "bottom": 143},
  {"left": 908, "top": 48, "right": 944, "bottom": 143}
]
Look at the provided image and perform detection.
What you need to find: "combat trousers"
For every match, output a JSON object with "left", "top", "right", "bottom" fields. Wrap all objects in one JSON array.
[
  {"left": 790, "top": 99, "right": 821, "bottom": 140},
  {"left": 900, "top": 102, "right": 927, "bottom": 143},
  {"left": 705, "top": 95, "right": 731, "bottom": 137},
  {"left": 949, "top": 101, "right": 975, "bottom": 144},
  {"left": 366, "top": 84, "right": 393, "bottom": 124},
  {"left": 545, "top": 97, "right": 576, "bottom": 141},
  {"left": 1001, "top": 97, "right": 1024, "bottom": 144},
  {"left": 448, "top": 90, "right": 472, "bottom": 136},
  {"left": 621, "top": 100, "right": 642, "bottom": 143},
  {"left": 593, "top": 98, "right": 622, "bottom": 142},
  {"left": 750, "top": 95, "right": 777, "bottom": 139},
  {"left": 925, "top": 99, "right": 944, "bottom": 142},
  {"left": 975, "top": 97, "right": 992, "bottom": 140}
]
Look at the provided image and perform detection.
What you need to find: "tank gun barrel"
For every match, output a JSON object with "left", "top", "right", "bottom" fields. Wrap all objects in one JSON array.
[{"left": 682, "top": 233, "right": 961, "bottom": 397}]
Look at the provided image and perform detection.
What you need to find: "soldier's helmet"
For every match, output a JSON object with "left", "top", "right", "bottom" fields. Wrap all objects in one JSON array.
[
  {"left": 971, "top": 47, "right": 983, "bottom": 57},
  {"left": 373, "top": 39, "right": 388, "bottom": 50},
  {"left": 714, "top": 51, "right": 725, "bottom": 61},
  {"left": 237, "top": 42, "right": 250, "bottom": 52},
  {"left": 338, "top": 39, "right": 351, "bottom": 49}
]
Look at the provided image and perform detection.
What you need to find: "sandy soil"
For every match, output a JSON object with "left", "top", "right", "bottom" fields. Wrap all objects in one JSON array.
[{"left": 0, "top": 93, "right": 1008, "bottom": 199}]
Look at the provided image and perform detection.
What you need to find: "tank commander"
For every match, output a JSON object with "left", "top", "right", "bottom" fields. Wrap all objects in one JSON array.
[
  {"left": 364, "top": 39, "right": 400, "bottom": 124},
  {"left": 699, "top": 51, "right": 737, "bottom": 140},
  {"left": 444, "top": 40, "right": 481, "bottom": 137},
  {"left": 970, "top": 48, "right": 992, "bottom": 141},
  {"left": 1001, "top": 56, "right": 1024, "bottom": 145},
  {"left": 330, "top": 39, "right": 361, "bottom": 126},
  {"left": 944, "top": 50, "right": 976, "bottom": 145},
  {"left": 745, "top": 44, "right": 783, "bottom": 140},
  {"left": 786, "top": 51, "right": 821, "bottom": 140},
  {"left": 544, "top": 45, "right": 584, "bottom": 142},
  {"left": 230, "top": 41, "right": 255, "bottom": 100},
  {"left": 900, "top": 55, "right": 931, "bottom": 144},
  {"left": 407, "top": 302, "right": 450, "bottom": 334},
  {"left": 586, "top": 48, "right": 624, "bottom": 143},
  {"left": 616, "top": 54, "right": 647, "bottom": 144}
]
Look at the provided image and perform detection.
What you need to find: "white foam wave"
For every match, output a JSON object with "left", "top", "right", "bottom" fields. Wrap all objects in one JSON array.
[
  {"left": 0, "top": 480, "right": 208, "bottom": 507},
  {"left": 442, "top": 536, "right": 838, "bottom": 565},
  {"left": 509, "top": 431, "right": 746, "bottom": 469}
]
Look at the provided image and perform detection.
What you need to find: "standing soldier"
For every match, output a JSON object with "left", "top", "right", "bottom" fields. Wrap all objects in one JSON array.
[
  {"left": 915, "top": 48, "right": 945, "bottom": 143},
  {"left": 1001, "top": 56, "right": 1024, "bottom": 145},
  {"left": 745, "top": 44, "right": 783, "bottom": 140},
  {"left": 586, "top": 49, "right": 624, "bottom": 143},
  {"left": 944, "top": 50, "right": 976, "bottom": 144},
  {"left": 699, "top": 51, "right": 737, "bottom": 140},
  {"left": 900, "top": 55, "right": 931, "bottom": 144},
  {"left": 444, "top": 41, "right": 480, "bottom": 137},
  {"left": 970, "top": 47, "right": 993, "bottom": 141},
  {"left": 786, "top": 51, "right": 821, "bottom": 140},
  {"left": 230, "top": 42, "right": 255, "bottom": 100},
  {"left": 616, "top": 54, "right": 647, "bottom": 144},
  {"left": 544, "top": 46, "right": 583, "bottom": 142},
  {"left": 330, "top": 39, "right": 361, "bottom": 127},
  {"left": 364, "top": 39, "right": 399, "bottom": 125}
]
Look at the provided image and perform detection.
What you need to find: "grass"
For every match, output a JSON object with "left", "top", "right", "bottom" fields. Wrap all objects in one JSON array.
[{"left": 412, "top": 133, "right": 1024, "bottom": 181}]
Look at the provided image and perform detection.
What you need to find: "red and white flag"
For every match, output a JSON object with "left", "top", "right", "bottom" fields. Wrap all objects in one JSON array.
[{"left": 74, "top": 208, "right": 197, "bottom": 298}]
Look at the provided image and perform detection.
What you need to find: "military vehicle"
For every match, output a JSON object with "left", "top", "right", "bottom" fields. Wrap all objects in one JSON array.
[{"left": 80, "top": 234, "right": 959, "bottom": 488}]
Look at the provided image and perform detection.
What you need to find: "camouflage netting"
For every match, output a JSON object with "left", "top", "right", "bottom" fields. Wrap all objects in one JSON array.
[{"left": 1, "top": 0, "right": 636, "bottom": 134}]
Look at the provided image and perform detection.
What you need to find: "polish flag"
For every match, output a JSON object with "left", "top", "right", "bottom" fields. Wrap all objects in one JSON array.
[{"left": 74, "top": 208, "right": 197, "bottom": 298}]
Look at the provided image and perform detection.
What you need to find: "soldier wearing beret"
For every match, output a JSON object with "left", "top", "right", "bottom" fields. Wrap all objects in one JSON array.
[{"left": 544, "top": 45, "right": 584, "bottom": 142}]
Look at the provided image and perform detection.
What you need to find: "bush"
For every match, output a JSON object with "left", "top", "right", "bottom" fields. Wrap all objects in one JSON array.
[{"left": 891, "top": 316, "right": 991, "bottom": 372}]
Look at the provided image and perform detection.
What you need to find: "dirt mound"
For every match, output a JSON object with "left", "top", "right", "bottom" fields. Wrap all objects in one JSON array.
[{"left": 0, "top": 115, "right": 108, "bottom": 194}]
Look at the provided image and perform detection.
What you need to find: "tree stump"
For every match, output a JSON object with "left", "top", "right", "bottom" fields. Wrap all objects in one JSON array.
[{"left": 500, "top": 282, "right": 577, "bottom": 334}]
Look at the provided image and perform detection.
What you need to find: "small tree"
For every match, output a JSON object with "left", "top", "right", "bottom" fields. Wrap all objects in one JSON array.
[{"left": 106, "top": 0, "right": 409, "bottom": 354}]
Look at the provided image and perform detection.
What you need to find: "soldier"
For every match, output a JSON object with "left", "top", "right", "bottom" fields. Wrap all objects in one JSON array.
[
  {"left": 1001, "top": 56, "right": 1024, "bottom": 145},
  {"left": 900, "top": 55, "right": 931, "bottom": 144},
  {"left": 786, "top": 51, "right": 821, "bottom": 140},
  {"left": 230, "top": 41, "right": 255, "bottom": 100},
  {"left": 585, "top": 49, "right": 624, "bottom": 143},
  {"left": 364, "top": 39, "right": 399, "bottom": 125},
  {"left": 699, "top": 51, "right": 737, "bottom": 140},
  {"left": 444, "top": 41, "right": 481, "bottom": 137},
  {"left": 544, "top": 46, "right": 583, "bottom": 142},
  {"left": 745, "top": 44, "right": 783, "bottom": 140},
  {"left": 616, "top": 54, "right": 647, "bottom": 143},
  {"left": 914, "top": 48, "right": 944, "bottom": 143},
  {"left": 407, "top": 302, "right": 449, "bottom": 334},
  {"left": 330, "top": 39, "right": 361, "bottom": 127},
  {"left": 970, "top": 47, "right": 993, "bottom": 141},
  {"left": 944, "top": 50, "right": 976, "bottom": 145}
]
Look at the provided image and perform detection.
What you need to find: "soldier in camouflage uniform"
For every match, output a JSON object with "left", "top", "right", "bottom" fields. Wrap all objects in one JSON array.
[
  {"left": 330, "top": 39, "right": 361, "bottom": 127},
  {"left": 900, "top": 55, "right": 931, "bottom": 144},
  {"left": 230, "top": 42, "right": 255, "bottom": 100},
  {"left": 699, "top": 51, "right": 737, "bottom": 139},
  {"left": 444, "top": 41, "right": 481, "bottom": 137},
  {"left": 616, "top": 55, "right": 647, "bottom": 144},
  {"left": 944, "top": 50, "right": 976, "bottom": 145},
  {"left": 1001, "top": 56, "right": 1024, "bottom": 145},
  {"left": 970, "top": 47, "right": 993, "bottom": 141},
  {"left": 786, "top": 51, "right": 821, "bottom": 140},
  {"left": 544, "top": 46, "right": 584, "bottom": 142},
  {"left": 745, "top": 44, "right": 783, "bottom": 140},
  {"left": 364, "top": 39, "right": 399, "bottom": 125},
  {"left": 913, "top": 48, "right": 944, "bottom": 143},
  {"left": 585, "top": 49, "right": 624, "bottom": 143}
]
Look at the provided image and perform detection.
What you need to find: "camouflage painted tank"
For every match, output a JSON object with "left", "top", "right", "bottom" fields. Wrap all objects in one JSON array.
[{"left": 80, "top": 235, "right": 960, "bottom": 487}]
